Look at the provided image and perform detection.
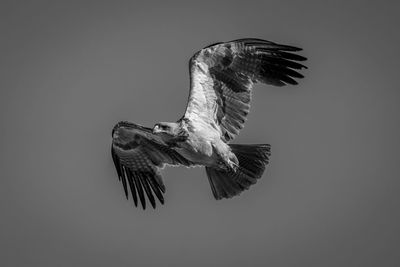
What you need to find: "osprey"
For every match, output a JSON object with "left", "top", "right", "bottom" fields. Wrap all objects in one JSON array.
[{"left": 111, "top": 38, "right": 307, "bottom": 209}]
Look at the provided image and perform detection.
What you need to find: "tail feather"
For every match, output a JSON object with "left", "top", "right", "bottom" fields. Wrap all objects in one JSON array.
[{"left": 205, "top": 144, "right": 271, "bottom": 200}]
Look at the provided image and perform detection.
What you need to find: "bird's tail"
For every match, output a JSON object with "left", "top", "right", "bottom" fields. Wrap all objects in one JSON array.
[{"left": 205, "top": 144, "right": 271, "bottom": 200}]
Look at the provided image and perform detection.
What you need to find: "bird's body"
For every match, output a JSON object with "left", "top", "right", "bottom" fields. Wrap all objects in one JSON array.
[
  {"left": 170, "top": 119, "right": 230, "bottom": 168},
  {"left": 111, "top": 38, "right": 307, "bottom": 209}
]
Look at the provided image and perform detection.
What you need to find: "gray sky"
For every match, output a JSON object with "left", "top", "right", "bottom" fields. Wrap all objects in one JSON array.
[{"left": 1, "top": 1, "right": 400, "bottom": 266}]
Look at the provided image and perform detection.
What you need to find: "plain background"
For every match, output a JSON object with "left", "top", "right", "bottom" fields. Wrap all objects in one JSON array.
[{"left": 1, "top": 1, "right": 399, "bottom": 266}]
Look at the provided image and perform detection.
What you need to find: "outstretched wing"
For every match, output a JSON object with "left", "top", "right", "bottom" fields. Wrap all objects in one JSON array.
[
  {"left": 111, "top": 122, "right": 192, "bottom": 209},
  {"left": 184, "top": 38, "right": 307, "bottom": 142}
]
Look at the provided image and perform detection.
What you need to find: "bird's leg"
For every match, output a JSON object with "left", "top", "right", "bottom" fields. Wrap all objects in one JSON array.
[
  {"left": 213, "top": 142, "right": 239, "bottom": 172},
  {"left": 217, "top": 154, "right": 238, "bottom": 172},
  {"left": 227, "top": 152, "right": 239, "bottom": 172}
]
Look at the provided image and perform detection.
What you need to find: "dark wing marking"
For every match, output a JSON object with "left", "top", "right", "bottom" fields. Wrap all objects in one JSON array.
[
  {"left": 184, "top": 38, "right": 307, "bottom": 142},
  {"left": 111, "top": 122, "right": 193, "bottom": 209}
]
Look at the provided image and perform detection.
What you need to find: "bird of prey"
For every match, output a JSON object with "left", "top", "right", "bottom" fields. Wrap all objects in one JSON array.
[{"left": 111, "top": 38, "right": 307, "bottom": 209}]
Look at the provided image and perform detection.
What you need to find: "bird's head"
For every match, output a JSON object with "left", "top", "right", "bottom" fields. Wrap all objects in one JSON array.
[{"left": 152, "top": 122, "right": 179, "bottom": 136}]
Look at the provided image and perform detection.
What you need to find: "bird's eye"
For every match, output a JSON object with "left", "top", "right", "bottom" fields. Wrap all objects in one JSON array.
[
  {"left": 157, "top": 124, "right": 169, "bottom": 130},
  {"left": 154, "top": 124, "right": 169, "bottom": 131}
]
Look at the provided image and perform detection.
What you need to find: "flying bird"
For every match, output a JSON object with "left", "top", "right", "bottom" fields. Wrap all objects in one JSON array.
[{"left": 111, "top": 38, "right": 307, "bottom": 209}]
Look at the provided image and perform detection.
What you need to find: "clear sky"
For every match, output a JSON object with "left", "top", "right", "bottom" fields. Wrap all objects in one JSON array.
[{"left": 1, "top": 1, "right": 399, "bottom": 266}]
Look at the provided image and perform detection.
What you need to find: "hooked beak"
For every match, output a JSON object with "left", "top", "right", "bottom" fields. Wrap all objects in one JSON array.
[{"left": 152, "top": 125, "right": 160, "bottom": 134}]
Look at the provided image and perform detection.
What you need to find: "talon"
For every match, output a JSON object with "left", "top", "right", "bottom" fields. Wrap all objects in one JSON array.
[{"left": 229, "top": 161, "right": 239, "bottom": 172}]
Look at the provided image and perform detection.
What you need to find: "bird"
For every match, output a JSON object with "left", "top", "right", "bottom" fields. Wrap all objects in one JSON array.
[{"left": 111, "top": 38, "right": 307, "bottom": 209}]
